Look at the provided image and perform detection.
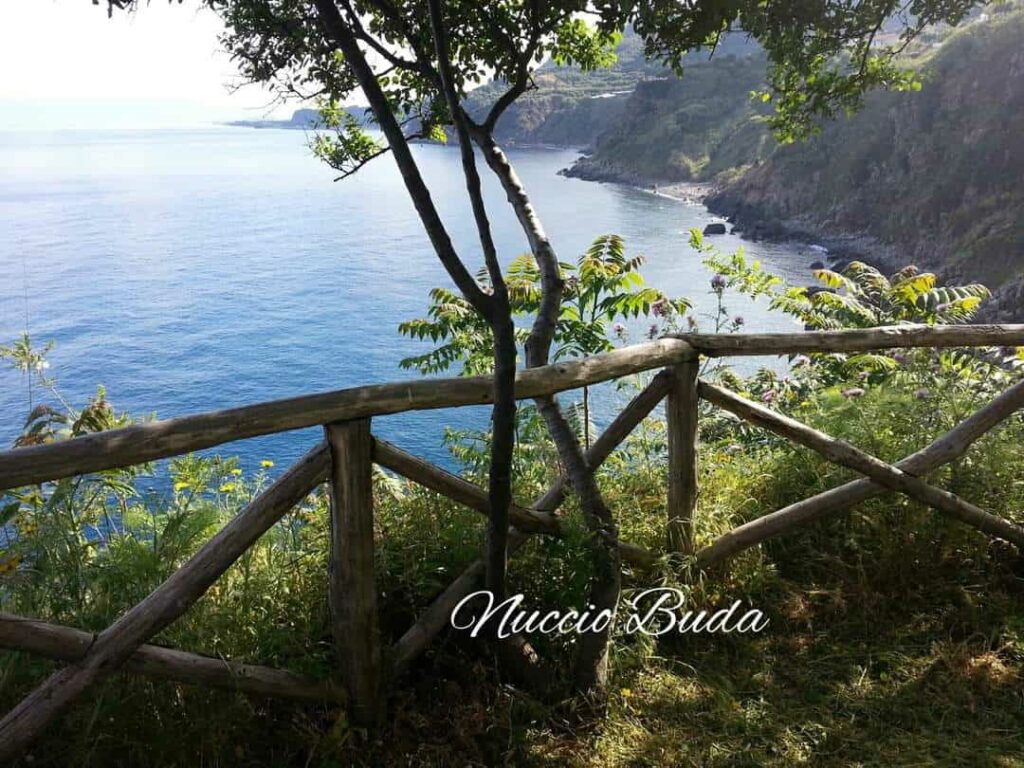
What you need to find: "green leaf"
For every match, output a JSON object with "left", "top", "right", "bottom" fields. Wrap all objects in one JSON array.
[{"left": 0, "top": 501, "right": 20, "bottom": 527}]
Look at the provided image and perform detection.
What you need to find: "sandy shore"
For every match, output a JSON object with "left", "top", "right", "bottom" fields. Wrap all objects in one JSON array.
[{"left": 644, "top": 181, "right": 718, "bottom": 204}]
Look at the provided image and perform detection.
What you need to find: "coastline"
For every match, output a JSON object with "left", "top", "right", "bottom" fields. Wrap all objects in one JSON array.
[
  {"left": 558, "top": 159, "right": 906, "bottom": 287},
  {"left": 561, "top": 163, "right": 1024, "bottom": 323},
  {"left": 558, "top": 160, "right": 718, "bottom": 206}
]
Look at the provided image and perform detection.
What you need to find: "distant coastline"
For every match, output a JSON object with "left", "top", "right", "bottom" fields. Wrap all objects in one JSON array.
[{"left": 224, "top": 107, "right": 364, "bottom": 130}]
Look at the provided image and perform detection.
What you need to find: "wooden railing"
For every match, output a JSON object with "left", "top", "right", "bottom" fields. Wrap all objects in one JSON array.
[{"left": 1, "top": 324, "right": 1024, "bottom": 758}]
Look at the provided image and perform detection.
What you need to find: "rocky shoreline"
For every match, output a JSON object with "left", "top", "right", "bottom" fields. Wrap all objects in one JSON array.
[
  {"left": 560, "top": 158, "right": 716, "bottom": 204},
  {"left": 562, "top": 159, "right": 1021, "bottom": 322},
  {"left": 703, "top": 190, "right": 1023, "bottom": 323},
  {"left": 703, "top": 189, "right": 903, "bottom": 271},
  {"left": 562, "top": 157, "right": 903, "bottom": 268}
]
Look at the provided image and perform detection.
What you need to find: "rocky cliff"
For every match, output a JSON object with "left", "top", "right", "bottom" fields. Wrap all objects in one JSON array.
[
  {"left": 563, "top": 51, "right": 773, "bottom": 184},
  {"left": 705, "top": 9, "right": 1024, "bottom": 319}
]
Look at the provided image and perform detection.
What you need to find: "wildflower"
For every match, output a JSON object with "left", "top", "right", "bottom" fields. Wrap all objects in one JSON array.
[
  {"left": 0, "top": 555, "right": 22, "bottom": 575},
  {"left": 612, "top": 322, "right": 626, "bottom": 340},
  {"left": 858, "top": 371, "right": 870, "bottom": 382},
  {"left": 647, "top": 324, "right": 660, "bottom": 340},
  {"left": 652, "top": 298, "right": 668, "bottom": 317},
  {"left": 711, "top": 274, "right": 727, "bottom": 292},
  {"left": 914, "top": 387, "right": 931, "bottom": 400},
  {"left": 893, "top": 352, "right": 907, "bottom": 366},
  {"left": 219, "top": 483, "right": 236, "bottom": 493},
  {"left": 733, "top": 315, "right": 745, "bottom": 327},
  {"left": 761, "top": 390, "right": 777, "bottom": 404},
  {"left": 230, "top": 468, "right": 243, "bottom": 477},
  {"left": 841, "top": 387, "right": 866, "bottom": 399},
  {"left": 261, "top": 459, "right": 274, "bottom": 469},
  {"left": 173, "top": 481, "right": 190, "bottom": 493},
  {"left": 620, "top": 688, "right": 633, "bottom": 699}
]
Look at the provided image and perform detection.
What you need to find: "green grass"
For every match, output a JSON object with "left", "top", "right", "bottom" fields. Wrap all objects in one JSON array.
[{"left": 2, "top": 381, "right": 1024, "bottom": 766}]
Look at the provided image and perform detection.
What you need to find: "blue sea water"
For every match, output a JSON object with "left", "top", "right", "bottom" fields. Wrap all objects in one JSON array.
[{"left": 0, "top": 128, "right": 813, "bottom": 476}]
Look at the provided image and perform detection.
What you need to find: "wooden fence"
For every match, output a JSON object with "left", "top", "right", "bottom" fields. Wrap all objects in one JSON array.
[{"left": 1, "top": 324, "right": 1024, "bottom": 759}]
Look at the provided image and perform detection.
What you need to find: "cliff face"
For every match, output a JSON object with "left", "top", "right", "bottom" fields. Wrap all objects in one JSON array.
[
  {"left": 706, "top": 11, "right": 1024, "bottom": 319},
  {"left": 565, "top": 52, "right": 774, "bottom": 184},
  {"left": 463, "top": 29, "right": 761, "bottom": 150},
  {"left": 477, "top": 87, "right": 632, "bottom": 148}
]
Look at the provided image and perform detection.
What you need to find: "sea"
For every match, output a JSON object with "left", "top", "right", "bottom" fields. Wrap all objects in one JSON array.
[{"left": 0, "top": 127, "right": 816, "bottom": 478}]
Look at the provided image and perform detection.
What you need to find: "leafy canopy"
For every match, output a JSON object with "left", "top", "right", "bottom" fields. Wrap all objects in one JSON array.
[
  {"left": 186, "top": 0, "right": 994, "bottom": 173},
  {"left": 398, "top": 234, "right": 688, "bottom": 375}
]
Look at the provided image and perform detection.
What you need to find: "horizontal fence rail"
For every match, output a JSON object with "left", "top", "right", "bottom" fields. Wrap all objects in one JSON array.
[
  {"left": 0, "top": 337, "right": 695, "bottom": 490},
  {"left": 2, "top": 325, "right": 1023, "bottom": 492},
  {"left": 0, "top": 614, "right": 342, "bottom": 704},
  {"left": 2, "top": 323, "right": 1023, "bottom": 761},
  {"left": 669, "top": 324, "right": 1024, "bottom": 356}
]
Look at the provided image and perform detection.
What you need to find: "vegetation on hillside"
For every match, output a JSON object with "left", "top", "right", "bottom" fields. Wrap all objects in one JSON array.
[
  {"left": 481, "top": 6, "right": 1023, "bottom": 321},
  {"left": 3, "top": 235, "right": 1023, "bottom": 766},
  {"left": 707, "top": 4, "right": 1024, "bottom": 321},
  {"left": 564, "top": 51, "right": 773, "bottom": 184},
  {"left": 461, "top": 29, "right": 760, "bottom": 150}
]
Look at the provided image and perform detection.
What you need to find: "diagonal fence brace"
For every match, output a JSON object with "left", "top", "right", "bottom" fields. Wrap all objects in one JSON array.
[
  {"left": 699, "top": 380, "right": 1024, "bottom": 549},
  {"left": 0, "top": 443, "right": 330, "bottom": 762}
]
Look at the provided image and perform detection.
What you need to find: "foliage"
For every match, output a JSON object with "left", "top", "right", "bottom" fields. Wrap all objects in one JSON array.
[
  {"left": 400, "top": 234, "right": 689, "bottom": 448},
  {"left": 4, "top": 319, "right": 1024, "bottom": 763},
  {"left": 309, "top": 100, "right": 388, "bottom": 178},
  {"left": 4, "top": 235, "right": 1024, "bottom": 766},
  {"left": 192, "top": 0, "right": 1000, "bottom": 170},
  {"left": 698, "top": 231, "right": 1012, "bottom": 408},
  {"left": 399, "top": 234, "right": 689, "bottom": 376}
]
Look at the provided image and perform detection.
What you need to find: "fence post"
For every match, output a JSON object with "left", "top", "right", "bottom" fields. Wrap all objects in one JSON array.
[
  {"left": 667, "top": 360, "right": 699, "bottom": 555},
  {"left": 323, "top": 418, "right": 382, "bottom": 727}
]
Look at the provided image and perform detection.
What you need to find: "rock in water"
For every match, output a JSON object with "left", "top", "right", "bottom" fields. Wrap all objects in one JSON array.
[{"left": 703, "top": 222, "right": 727, "bottom": 235}]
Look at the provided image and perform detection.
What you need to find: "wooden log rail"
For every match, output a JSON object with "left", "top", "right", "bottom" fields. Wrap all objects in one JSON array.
[
  {"left": 0, "top": 614, "right": 342, "bottom": 705},
  {"left": 3, "top": 325, "right": 1022, "bottom": 492},
  {"left": 0, "top": 323, "right": 1022, "bottom": 760}
]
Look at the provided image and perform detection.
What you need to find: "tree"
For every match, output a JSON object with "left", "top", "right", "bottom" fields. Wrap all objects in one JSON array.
[{"left": 109, "top": 0, "right": 989, "bottom": 694}]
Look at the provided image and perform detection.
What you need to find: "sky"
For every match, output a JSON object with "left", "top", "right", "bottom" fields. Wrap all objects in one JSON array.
[{"left": 0, "top": 1, "right": 295, "bottom": 130}]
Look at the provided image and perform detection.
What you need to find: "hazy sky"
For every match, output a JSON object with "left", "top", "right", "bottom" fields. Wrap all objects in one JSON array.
[{"left": 0, "top": 2, "right": 292, "bottom": 129}]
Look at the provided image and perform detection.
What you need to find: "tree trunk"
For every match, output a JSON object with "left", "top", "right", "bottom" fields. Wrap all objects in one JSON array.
[{"left": 470, "top": 128, "right": 623, "bottom": 694}]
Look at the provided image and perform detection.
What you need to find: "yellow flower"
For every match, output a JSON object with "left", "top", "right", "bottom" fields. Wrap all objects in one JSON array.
[
  {"left": 219, "top": 483, "right": 236, "bottom": 493},
  {"left": 620, "top": 688, "right": 633, "bottom": 699},
  {"left": 0, "top": 555, "right": 22, "bottom": 575},
  {"left": 173, "top": 481, "right": 190, "bottom": 492},
  {"left": 260, "top": 460, "right": 274, "bottom": 469},
  {"left": 230, "top": 468, "right": 243, "bottom": 477}
]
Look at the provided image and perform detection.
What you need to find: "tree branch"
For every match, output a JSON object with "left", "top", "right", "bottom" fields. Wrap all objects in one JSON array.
[
  {"left": 467, "top": 125, "right": 563, "bottom": 369},
  {"left": 312, "top": 0, "right": 494, "bottom": 321},
  {"left": 466, "top": 121, "right": 622, "bottom": 692},
  {"left": 426, "top": 0, "right": 516, "bottom": 601}
]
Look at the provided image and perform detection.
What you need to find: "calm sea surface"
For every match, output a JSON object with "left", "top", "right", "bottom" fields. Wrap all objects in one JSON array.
[{"left": 0, "top": 128, "right": 814, "bottom": 475}]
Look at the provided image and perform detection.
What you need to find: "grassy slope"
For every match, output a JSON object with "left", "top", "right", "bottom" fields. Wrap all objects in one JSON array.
[{"left": 2, "top": 383, "right": 1024, "bottom": 767}]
